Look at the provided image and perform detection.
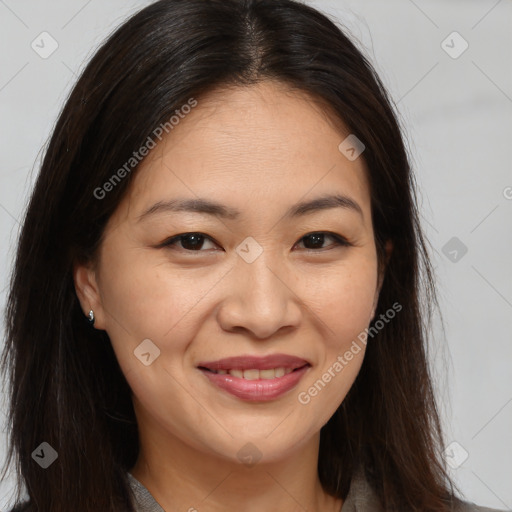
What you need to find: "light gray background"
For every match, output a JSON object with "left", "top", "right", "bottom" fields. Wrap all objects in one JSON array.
[{"left": 0, "top": 0, "right": 511, "bottom": 510}]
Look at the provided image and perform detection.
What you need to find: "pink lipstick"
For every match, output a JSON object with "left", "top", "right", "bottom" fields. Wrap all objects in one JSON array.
[{"left": 197, "top": 353, "right": 311, "bottom": 401}]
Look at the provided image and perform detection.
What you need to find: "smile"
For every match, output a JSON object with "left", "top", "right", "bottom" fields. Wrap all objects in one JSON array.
[
  {"left": 201, "top": 366, "right": 303, "bottom": 379},
  {"left": 198, "top": 364, "right": 311, "bottom": 401}
]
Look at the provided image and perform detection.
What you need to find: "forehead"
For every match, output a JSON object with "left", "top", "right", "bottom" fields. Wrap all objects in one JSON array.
[{"left": 120, "top": 81, "right": 371, "bottom": 222}]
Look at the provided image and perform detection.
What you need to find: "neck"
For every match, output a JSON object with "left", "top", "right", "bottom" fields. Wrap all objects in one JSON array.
[{"left": 130, "top": 422, "right": 343, "bottom": 512}]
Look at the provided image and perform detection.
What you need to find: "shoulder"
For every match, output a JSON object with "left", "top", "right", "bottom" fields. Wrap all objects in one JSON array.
[{"left": 345, "top": 466, "right": 510, "bottom": 512}]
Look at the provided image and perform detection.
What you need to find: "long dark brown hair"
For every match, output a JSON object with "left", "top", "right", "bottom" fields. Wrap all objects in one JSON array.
[{"left": 1, "top": 0, "right": 461, "bottom": 510}]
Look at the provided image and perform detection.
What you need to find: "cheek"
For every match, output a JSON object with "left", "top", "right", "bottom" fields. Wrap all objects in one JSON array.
[
  {"left": 294, "top": 262, "right": 376, "bottom": 423},
  {"left": 97, "top": 247, "right": 228, "bottom": 354},
  {"left": 302, "top": 260, "right": 378, "bottom": 346}
]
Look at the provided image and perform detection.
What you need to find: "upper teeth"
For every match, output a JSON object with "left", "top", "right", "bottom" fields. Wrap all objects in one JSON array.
[{"left": 212, "top": 368, "right": 294, "bottom": 379}]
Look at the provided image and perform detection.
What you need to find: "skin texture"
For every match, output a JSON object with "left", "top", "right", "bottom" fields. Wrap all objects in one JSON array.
[{"left": 74, "top": 80, "right": 390, "bottom": 512}]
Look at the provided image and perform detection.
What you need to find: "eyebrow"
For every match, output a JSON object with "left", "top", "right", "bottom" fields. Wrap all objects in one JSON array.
[{"left": 136, "top": 193, "right": 364, "bottom": 222}]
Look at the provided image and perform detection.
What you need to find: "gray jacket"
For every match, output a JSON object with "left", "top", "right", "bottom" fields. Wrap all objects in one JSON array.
[{"left": 127, "top": 470, "right": 509, "bottom": 512}]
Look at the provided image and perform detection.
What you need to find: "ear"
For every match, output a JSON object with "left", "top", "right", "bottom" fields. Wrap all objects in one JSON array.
[
  {"left": 370, "top": 240, "right": 393, "bottom": 320},
  {"left": 73, "top": 260, "right": 106, "bottom": 330}
]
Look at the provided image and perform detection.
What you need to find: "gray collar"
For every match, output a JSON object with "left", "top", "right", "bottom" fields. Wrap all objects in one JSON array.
[{"left": 128, "top": 472, "right": 165, "bottom": 512}]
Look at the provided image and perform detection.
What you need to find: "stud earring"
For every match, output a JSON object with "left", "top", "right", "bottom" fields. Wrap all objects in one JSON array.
[{"left": 87, "top": 309, "right": 95, "bottom": 326}]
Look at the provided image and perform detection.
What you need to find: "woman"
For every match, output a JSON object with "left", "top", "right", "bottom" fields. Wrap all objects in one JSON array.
[{"left": 0, "top": 0, "right": 506, "bottom": 511}]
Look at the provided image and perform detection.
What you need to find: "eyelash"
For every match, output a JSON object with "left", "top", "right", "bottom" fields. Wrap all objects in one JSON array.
[{"left": 158, "top": 231, "right": 352, "bottom": 253}]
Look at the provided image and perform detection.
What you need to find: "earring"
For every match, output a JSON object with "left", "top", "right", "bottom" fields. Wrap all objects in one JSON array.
[{"left": 88, "top": 309, "right": 95, "bottom": 326}]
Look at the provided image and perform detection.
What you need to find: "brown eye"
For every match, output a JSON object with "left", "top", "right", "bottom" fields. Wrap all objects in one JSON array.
[
  {"left": 161, "top": 233, "right": 219, "bottom": 251},
  {"left": 296, "top": 232, "right": 350, "bottom": 250}
]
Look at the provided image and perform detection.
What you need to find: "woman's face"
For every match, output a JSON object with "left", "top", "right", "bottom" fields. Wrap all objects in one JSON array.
[{"left": 76, "top": 81, "right": 384, "bottom": 464}]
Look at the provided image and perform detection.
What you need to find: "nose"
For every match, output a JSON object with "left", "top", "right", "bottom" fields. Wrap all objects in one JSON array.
[{"left": 216, "top": 254, "right": 302, "bottom": 339}]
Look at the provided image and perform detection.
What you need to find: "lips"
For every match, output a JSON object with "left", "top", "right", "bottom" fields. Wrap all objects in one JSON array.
[
  {"left": 197, "top": 353, "right": 311, "bottom": 401},
  {"left": 197, "top": 353, "right": 310, "bottom": 372}
]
